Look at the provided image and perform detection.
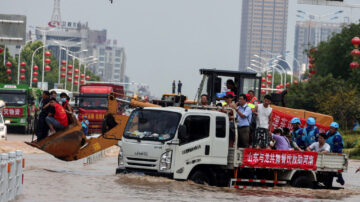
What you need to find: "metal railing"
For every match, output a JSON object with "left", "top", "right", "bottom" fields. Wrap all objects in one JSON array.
[{"left": 0, "top": 150, "right": 24, "bottom": 202}]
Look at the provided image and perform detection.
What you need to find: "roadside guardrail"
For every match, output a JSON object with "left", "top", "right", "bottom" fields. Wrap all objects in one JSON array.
[{"left": 0, "top": 151, "right": 24, "bottom": 202}]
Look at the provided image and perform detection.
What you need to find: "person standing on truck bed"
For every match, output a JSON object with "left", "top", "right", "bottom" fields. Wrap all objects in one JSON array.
[
  {"left": 303, "top": 117, "right": 319, "bottom": 147},
  {"left": 306, "top": 133, "right": 330, "bottom": 153},
  {"left": 177, "top": 80, "right": 182, "bottom": 95},
  {"left": 247, "top": 90, "right": 258, "bottom": 105},
  {"left": 326, "top": 122, "right": 345, "bottom": 185},
  {"left": 226, "top": 79, "right": 238, "bottom": 102},
  {"left": 221, "top": 93, "right": 236, "bottom": 146},
  {"left": 46, "top": 98, "right": 69, "bottom": 135},
  {"left": 290, "top": 117, "right": 306, "bottom": 150},
  {"left": 172, "top": 80, "right": 176, "bottom": 94},
  {"left": 200, "top": 94, "right": 209, "bottom": 107},
  {"left": 253, "top": 95, "right": 272, "bottom": 149},
  {"left": 232, "top": 94, "right": 252, "bottom": 148},
  {"left": 36, "top": 91, "right": 51, "bottom": 141}
]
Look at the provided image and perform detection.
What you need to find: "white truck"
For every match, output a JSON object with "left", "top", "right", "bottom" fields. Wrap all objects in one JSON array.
[{"left": 116, "top": 107, "right": 348, "bottom": 189}]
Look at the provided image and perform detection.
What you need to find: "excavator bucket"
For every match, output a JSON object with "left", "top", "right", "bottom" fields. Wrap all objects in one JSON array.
[
  {"left": 25, "top": 93, "right": 129, "bottom": 161},
  {"left": 25, "top": 93, "right": 159, "bottom": 161}
]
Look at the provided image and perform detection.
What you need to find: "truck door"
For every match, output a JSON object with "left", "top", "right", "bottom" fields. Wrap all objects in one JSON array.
[
  {"left": 210, "top": 116, "right": 228, "bottom": 165},
  {"left": 173, "top": 115, "right": 211, "bottom": 179}
]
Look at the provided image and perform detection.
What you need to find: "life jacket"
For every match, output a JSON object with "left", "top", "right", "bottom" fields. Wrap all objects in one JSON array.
[
  {"left": 249, "top": 97, "right": 258, "bottom": 104},
  {"left": 292, "top": 127, "right": 305, "bottom": 148},
  {"left": 326, "top": 131, "right": 344, "bottom": 153},
  {"left": 303, "top": 126, "right": 319, "bottom": 147}
]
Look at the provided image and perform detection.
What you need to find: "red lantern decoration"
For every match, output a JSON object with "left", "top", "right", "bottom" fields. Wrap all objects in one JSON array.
[
  {"left": 20, "top": 62, "right": 26, "bottom": 67},
  {"left": 67, "top": 77, "right": 72, "bottom": 81},
  {"left": 261, "top": 77, "right": 266, "bottom": 82},
  {"left": 261, "top": 90, "right": 266, "bottom": 95},
  {"left": 309, "top": 58, "right": 315, "bottom": 64},
  {"left": 45, "top": 65, "right": 51, "bottom": 71},
  {"left": 352, "top": 37, "right": 360, "bottom": 48},
  {"left": 80, "top": 80, "right": 85, "bottom": 84},
  {"left": 74, "top": 75, "right": 79, "bottom": 79},
  {"left": 8, "top": 76, "right": 11, "bottom": 81},
  {"left": 286, "top": 82, "right": 290, "bottom": 88},
  {"left": 308, "top": 64, "right": 313, "bottom": 69},
  {"left": 20, "top": 68, "right": 26, "bottom": 73},
  {"left": 80, "top": 74, "right": 85, "bottom": 78},
  {"left": 32, "top": 78, "right": 38, "bottom": 83},
  {"left": 266, "top": 81, "right": 271, "bottom": 85},
  {"left": 351, "top": 49, "right": 360, "bottom": 57},
  {"left": 68, "top": 65, "right": 73, "bottom": 69},
  {"left": 6, "top": 69, "right": 11, "bottom": 74},
  {"left": 0, "top": 47, "right": 3, "bottom": 53},
  {"left": 45, "top": 58, "right": 51, "bottom": 64},
  {"left": 33, "top": 72, "right": 38, "bottom": 77},
  {"left": 279, "top": 84, "right": 284, "bottom": 88},
  {"left": 85, "top": 76, "right": 90, "bottom": 80},
  {"left": 310, "top": 70, "right": 317, "bottom": 74},
  {"left": 61, "top": 66, "right": 66, "bottom": 72},
  {"left": 261, "top": 84, "right": 266, "bottom": 88},
  {"left": 350, "top": 62, "right": 359, "bottom": 69},
  {"left": 74, "top": 69, "right": 79, "bottom": 73},
  {"left": 45, "top": 51, "right": 51, "bottom": 57},
  {"left": 33, "top": 65, "right": 39, "bottom": 70},
  {"left": 74, "top": 81, "right": 79, "bottom": 85},
  {"left": 6, "top": 61, "right": 11, "bottom": 67},
  {"left": 61, "top": 73, "right": 66, "bottom": 78},
  {"left": 61, "top": 60, "right": 66, "bottom": 65},
  {"left": 67, "top": 71, "right": 72, "bottom": 75},
  {"left": 294, "top": 80, "right": 299, "bottom": 85},
  {"left": 20, "top": 75, "right": 25, "bottom": 80},
  {"left": 276, "top": 85, "right": 280, "bottom": 89},
  {"left": 266, "top": 74, "right": 272, "bottom": 78}
]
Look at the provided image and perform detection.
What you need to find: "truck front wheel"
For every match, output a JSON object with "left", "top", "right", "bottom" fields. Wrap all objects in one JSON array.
[
  {"left": 189, "top": 170, "right": 211, "bottom": 185},
  {"left": 291, "top": 176, "right": 314, "bottom": 188}
]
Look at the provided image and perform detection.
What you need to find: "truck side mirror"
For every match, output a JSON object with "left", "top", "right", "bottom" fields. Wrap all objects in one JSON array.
[{"left": 178, "top": 125, "right": 188, "bottom": 142}]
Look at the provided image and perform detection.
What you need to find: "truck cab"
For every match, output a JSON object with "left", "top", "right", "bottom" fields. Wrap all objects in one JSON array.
[
  {"left": 117, "top": 107, "right": 230, "bottom": 185},
  {"left": 77, "top": 83, "right": 125, "bottom": 134}
]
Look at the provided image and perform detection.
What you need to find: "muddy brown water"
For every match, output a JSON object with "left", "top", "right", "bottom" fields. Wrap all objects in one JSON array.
[{"left": 3, "top": 134, "right": 360, "bottom": 202}]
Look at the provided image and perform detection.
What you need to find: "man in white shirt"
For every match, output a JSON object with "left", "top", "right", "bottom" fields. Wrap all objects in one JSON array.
[
  {"left": 252, "top": 95, "right": 272, "bottom": 148},
  {"left": 306, "top": 133, "right": 330, "bottom": 153}
]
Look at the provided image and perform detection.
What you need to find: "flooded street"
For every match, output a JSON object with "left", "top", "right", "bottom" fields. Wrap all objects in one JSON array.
[{"left": 3, "top": 134, "right": 360, "bottom": 202}]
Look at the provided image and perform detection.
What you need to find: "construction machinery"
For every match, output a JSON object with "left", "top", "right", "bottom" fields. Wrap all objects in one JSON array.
[{"left": 25, "top": 93, "right": 159, "bottom": 161}]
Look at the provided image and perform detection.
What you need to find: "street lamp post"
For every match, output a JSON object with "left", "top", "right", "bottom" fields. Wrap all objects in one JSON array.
[
  {"left": 17, "top": 40, "right": 33, "bottom": 84},
  {"left": 30, "top": 45, "right": 47, "bottom": 87}
]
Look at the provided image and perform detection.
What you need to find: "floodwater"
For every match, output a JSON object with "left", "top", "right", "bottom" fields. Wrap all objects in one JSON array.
[{"left": 3, "top": 134, "right": 360, "bottom": 202}]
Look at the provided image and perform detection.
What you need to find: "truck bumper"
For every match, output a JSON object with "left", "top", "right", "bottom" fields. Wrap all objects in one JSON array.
[{"left": 116, "top": 167, "right": 173, "bottom": 178}]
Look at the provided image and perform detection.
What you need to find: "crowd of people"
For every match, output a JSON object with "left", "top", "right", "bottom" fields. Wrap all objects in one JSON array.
[
  {"left": 35, "top": 90, "right": 90, "bottom": 142},
  {"left": 200, "top": 79, "right": 345, "bottom": 185}
]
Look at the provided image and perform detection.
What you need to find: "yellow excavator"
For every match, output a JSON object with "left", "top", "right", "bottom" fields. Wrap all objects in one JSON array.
[{"left": 25, "top": 93, "right": 160, "bottom": 161}]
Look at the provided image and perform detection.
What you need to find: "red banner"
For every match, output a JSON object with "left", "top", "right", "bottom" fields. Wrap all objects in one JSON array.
[
  {"left": 242, "top": 148, "right": 318, "bottom": 170},
  {"left": 272, "top": 109, "right": 329, "bottom": 133},
  {"left": 3, "top": 107, "right": 24, "bottom": 117}
]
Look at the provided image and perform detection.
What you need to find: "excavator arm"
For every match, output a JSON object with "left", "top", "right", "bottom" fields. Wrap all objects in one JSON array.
[{"left": 25, "top": 93, "right": 160, "bottom": 161}]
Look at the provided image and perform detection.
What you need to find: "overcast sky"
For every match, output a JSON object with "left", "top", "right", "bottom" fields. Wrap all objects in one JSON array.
[{"left": 2, "top": 0, "right": 360, "bottom": 98}]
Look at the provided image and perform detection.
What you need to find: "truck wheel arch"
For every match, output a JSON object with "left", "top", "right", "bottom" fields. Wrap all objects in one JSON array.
[
  {"left": 290, "top": 170, "right": 316, "bottom": 188},
  {"left": 187, "top": 164, "right": 217, "bottom": 186}
]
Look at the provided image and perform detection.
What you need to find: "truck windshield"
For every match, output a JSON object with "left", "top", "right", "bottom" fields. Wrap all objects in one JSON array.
[
  {"left": 79, "top": 97, "right": 108, "bottom": 109},
  {"left": 0, "top": 93, "right": 26, "bottom": 106},
  {"left": 124, "top": 109, "right": 181, "bottom": 141}
]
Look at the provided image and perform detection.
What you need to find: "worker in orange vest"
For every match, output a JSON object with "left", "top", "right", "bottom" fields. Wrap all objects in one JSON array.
[{"left": 247, "top": 90, "right": 258, "bottom": 104}]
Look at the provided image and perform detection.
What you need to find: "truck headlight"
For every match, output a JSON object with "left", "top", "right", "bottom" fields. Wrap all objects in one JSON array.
[
  {"left": 20, "top": 118, "right": 26, "bottom": 124},
  {"left": 118, "top": 146, "right": 125, "bottom": 168},
  {"left": 159, "top": 150, "right": 172, "bottom": 171}
]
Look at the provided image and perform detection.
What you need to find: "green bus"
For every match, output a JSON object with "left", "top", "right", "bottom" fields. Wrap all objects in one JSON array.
[{"left": 0, "top": 84, "right": 42, "bottom": 134}]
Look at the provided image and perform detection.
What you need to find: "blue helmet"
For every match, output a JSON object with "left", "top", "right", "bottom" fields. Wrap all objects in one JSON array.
[
  {"left": 83, "top": 115, "right": 87, "bottom": 119},
  {"left": 306, "top": 117, "right": 316, "bottom": 125},
  {"left": 291, "top": 117, "right": 301, "bottom": 124},
  {"left": 330, "top": 122, "right": 339, "bottom": 129}
]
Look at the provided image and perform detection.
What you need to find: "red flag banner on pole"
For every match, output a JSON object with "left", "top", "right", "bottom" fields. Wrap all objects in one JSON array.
[{"left": 242, "top": 148, "right": 318, "bottom": 170}]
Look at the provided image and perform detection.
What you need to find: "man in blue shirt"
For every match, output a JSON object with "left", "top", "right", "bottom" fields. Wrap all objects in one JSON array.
[
  {"left": 326, "top": 122, "right": 345, "bottom": 185},
  {"left": 232, "top": 94, "right": 252, "bottom": 148},
  {"left": 303, "top": 117, "right": 319, "bottom": 147},
  {"left": 290, "top": 117, "right": 305, "bottom": 150}
]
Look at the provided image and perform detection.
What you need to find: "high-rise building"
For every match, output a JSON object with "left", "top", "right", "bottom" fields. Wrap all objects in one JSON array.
[
  {"left": 293, "top": 20, "right": 343, "bottom": 74},
  {"left": 239, "top": 0, "right": 289, "bottom": 71}
]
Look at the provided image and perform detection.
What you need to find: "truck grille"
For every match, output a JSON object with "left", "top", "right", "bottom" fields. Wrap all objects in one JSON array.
[{"left": 126, "top": 157, "right": 157, "bottom": 168}]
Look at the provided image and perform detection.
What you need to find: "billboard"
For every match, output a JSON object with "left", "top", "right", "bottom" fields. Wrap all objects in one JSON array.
[
  {"left": 297, "top": 0, "right": 344, "bottom": 6},
  {"left": 0, "top": 14, "right": 26, "bottom": 45}
]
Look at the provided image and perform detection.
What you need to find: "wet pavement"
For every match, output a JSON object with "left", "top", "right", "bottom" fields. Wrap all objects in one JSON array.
[{"left": 3, "top": 134, "right": 360, "bottom": 202}]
